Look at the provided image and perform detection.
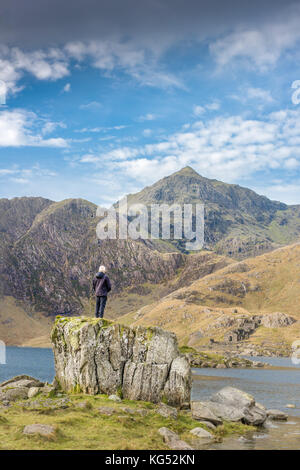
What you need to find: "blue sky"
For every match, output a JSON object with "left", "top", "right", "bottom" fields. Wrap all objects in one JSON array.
[{"left": 1, "top": 0, "right": 300, "bottom": 205}]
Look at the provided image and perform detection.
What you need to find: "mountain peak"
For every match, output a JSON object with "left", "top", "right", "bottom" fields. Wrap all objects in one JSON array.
[{"left": 173, "top": 166, "right": 200, "bottom": 177}]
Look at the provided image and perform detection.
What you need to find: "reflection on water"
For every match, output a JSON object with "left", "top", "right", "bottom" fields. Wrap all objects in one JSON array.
[{"left": 211, "top": 418, "right": 300, "bottom": 450}]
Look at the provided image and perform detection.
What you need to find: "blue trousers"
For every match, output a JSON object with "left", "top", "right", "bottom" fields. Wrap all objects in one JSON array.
[{"left": 95, "top": 295, "right": 107, "bottom": 318}]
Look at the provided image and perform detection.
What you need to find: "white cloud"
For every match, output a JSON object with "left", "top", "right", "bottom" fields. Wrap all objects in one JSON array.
[
  {"left": 193, "top": 105, "right": 205, "bottom": 116},
  {"left": 256, "top": 182, "right": 300, "bottom": 205},
  {"left": 41, "top": 121, "right": 66, "bottom": 135},
  {"left": 0, "top": 46, "right": 69, "bottom": 96},
  {"left": 193, "top": 101, "right": 220, "bottom": 116},
  {"left": 80, "top": 108, "right": 300, "bottom": 190},
  {"left": 65, "top": 40, "right": 183, "bottom": 89},
  {"left": 138, "top": 113, "right": 157, "bottom": 122},
  {"left": 0, "top": 165, "right": 57, "bottom": 187},
  {"left": 80, "top": 154, "right": 101, "bottom": 163},
  {"left": 142, "top": 129, "right": 152, "bottom": 137},
  {"left": 76, "top": 125, "right": 127, "bottom": 133},
  {"left": 79, "top": 101, "right": 102, "bottom": 111},
  {"left": 210, "top": 5, "right": 300, "bottom": 70},
  {"left": 230, "top": 87, "right": 274, "bottom": 105},
  {"left": 63, "top": 83, "right": 71, "bottom": 92},
  {"left": 0, "top": 109, "right": 68, "bottom": 147},
  {"left": 246, "top": 87, "right": 274, "bottom": 102}
]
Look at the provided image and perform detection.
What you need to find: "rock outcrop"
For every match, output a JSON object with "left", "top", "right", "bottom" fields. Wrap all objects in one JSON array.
[
  {"left": 51, "top": 317, "right": 191, "bottom": 406},
  {"left": 191, "top": 386, "right": 267, "bottom": 426},
  {"left": 261, "top": 313, "right": 296, "bottom": 328},
  {"left": 0, "top": 375, "right": 46, "bottom": 403}
]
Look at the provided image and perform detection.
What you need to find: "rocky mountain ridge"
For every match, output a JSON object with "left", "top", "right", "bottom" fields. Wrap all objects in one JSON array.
[{"left": 1, "top": 167, "right": 300, "bottom": 346}]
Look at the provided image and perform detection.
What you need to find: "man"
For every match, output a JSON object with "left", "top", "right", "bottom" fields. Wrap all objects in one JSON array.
[{"left": 92, "top": 265, "right": 111, "bottom": 318}]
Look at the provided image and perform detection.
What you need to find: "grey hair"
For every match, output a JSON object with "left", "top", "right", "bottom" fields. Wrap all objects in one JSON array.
[{"left": 98, "top": 265, "right": 106, "bottom": 273}]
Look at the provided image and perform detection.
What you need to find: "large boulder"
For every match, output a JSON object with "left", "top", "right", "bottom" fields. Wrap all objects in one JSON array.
[
  {"left": 210, "top": 386, "right": 267, "bottom": 425},
  {"left": 51, "top": 317, "right": 191, "bottom": 406},
  {"left": 192, "top": 387, "right": 267, "bottom": 426}
]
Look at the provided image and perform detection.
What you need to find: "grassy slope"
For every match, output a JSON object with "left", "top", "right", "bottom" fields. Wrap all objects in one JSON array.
[
  {"left": 0, "top": 393, "right": 253, "bottom": 450},
  {"left": 0, "top": 296, "right": 52, "bottom": 347},
  {"left": 120, "top": 243, "right": 300, "bottom": 350}
]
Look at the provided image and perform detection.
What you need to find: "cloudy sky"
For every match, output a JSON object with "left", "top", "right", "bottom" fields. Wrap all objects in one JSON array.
[{"left": 1, "top": 0, "right": 300, "bottom": 205}]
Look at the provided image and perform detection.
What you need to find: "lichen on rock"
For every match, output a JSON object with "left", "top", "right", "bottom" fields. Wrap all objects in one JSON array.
[{"left": 51, "top": 317, "right": 191, "bottom": 406}]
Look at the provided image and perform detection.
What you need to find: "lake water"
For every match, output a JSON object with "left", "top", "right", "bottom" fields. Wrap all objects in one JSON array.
[
  {"left": 192, "top": 355, "right": 300, "bottom": 417},
  {"left": 0, "top": 346, "right": 55, "bottom": 383}
]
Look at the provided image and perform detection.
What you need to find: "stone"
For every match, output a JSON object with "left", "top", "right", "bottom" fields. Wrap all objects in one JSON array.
[
  {"left": 51, "top": 317, "right": 191, "bottom": 406},
  {"left": 42, "top": 384, "right": 55, "bottom": 395},
  {"left": 197, "top": 420, "right": 216, "bottom": 430},
  {"left": 202, "top": 401, "right": 245, "bottom": 422},
  {"left": 190, "top": 427, "right": 214, "bottom": 439},
  {"left": 0, "top": 387, "right": 29, "bottom": 402},
  {"left": 121, "top": 407, "right": 136, "bottom": 414},
  {"left": 28, "top": 387, "right": 41, "bottom": 398},
  {"left": 156, "top": 403, "right": 178, "bottom": 419},
  {"left": 211, "top": 386, "right": 255, "bottom": 409},
  {"left": 267, "top": 409, "right": 288, "bottom": 421},
  {"left": 136, "top": 409, "right": 148, "bottom": 417},
  {"left": 98, "top": 406, "right": 115, "bottom": 416},
  {"left": 23, "top": 424, "right": 56, "bottom": 438},
  {"left": 163, "top": 356, "right": 192, "bottom": 406},
  {"left": 180, "top": 402, "right": 190, "bottom": 410},
  {"left": 261, "top": 313, "right": 295, "bottom": 328},
  {"left": 0, "top": 375, "right": 44, "bottom": 389},
  {"left": 108, "top": 394, "right": 121, "bottom": 402},
  {"left": 191, "top": 401, "right": 222, "bottom": 426},
  {"left": 216, "top": 363, "right": 227, "bottom": 369},
  {"left": 210, "top": 387, "right": 266, "bottom": 425},
  {"left": 158, "top": 427, "right": 194, "bottom": 450},
  {"left": 19, "top": 397, "right": 71, "bottom": 411},
  {"left": 75, "top": 401, "right": 91, "bottom": 409}
]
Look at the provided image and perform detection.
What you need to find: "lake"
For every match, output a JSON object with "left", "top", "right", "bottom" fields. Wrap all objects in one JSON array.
[
  {"left": 0, "top": 346, "right": 55, "bottom": 384},
  {"left": 192, "top": 355, "right": 300, "bottom": 417}
]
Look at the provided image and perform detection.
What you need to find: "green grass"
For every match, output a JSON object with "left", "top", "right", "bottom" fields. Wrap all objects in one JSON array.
[{"left": 0, "top": 393, "right": 253, "bottom": 450}]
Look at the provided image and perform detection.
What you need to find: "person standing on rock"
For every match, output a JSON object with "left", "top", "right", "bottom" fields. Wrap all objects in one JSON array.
[{"left": 92, "top": 265, "right": 111, "bottom": 318}]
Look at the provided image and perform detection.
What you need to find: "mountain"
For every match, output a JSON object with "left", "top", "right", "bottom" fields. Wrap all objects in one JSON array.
[
  {"left": 1, "top": 166, "right": 300, "bottom": 346},
  {"left": 126, "top": 166, "right": 300, "bottom": 257},
  {"left": 120, "top": 243, "right": 300, "bottom": 355}
]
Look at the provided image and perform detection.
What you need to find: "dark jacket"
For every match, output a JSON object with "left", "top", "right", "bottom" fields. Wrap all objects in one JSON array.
[{"left": 93, "top": 272, "right": 111, "bottom": 297}]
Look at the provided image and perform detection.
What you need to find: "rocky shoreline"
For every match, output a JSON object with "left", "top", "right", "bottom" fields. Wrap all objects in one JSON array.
[
  {"left": 182, "top": 348, "right": 267, "bottom": 369},
  {"left": 0, "top": 374, "right": 290, "bottom": 450}
]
